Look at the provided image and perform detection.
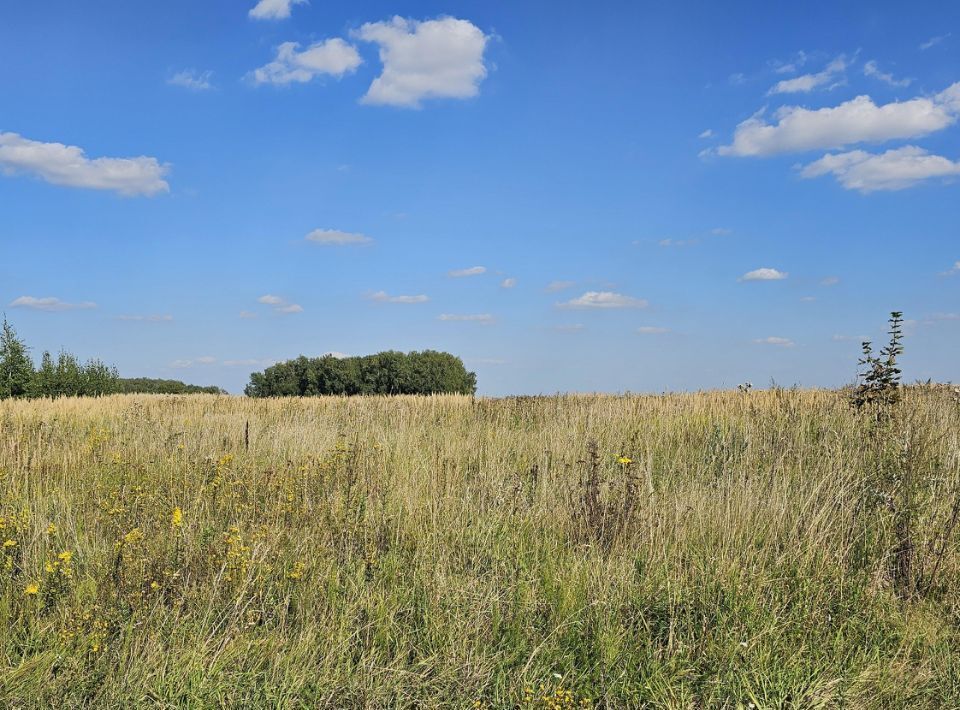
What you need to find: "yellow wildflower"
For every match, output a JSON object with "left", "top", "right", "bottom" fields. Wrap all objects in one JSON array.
[
  {"left": 617, "top": 456, "right": 633, "bottom": 465},
  {"left": 58, "top": 550, "right": 73, "bottom": 563},
  {"left": 2, "top": 539, "right": 16, "bottom": 548},
  {"left": 171, "top": 506, "right": 183, "bottom": 530},
  {"left": 46, "top": 523, "right": 57, "bottom": 534},
  {"left": 24, "top": 582, "right": 39, "bottom": 596}
]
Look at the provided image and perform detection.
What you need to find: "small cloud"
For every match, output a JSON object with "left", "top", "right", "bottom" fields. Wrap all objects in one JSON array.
[
  {"left": 167, "top": 69, "right": 214, "bottom": 91},
  {"left": 754, "top": 336, "right": 795, "bottom": 347},
  {"left": 500, "top": 277, "right": 517, "bottom": 289},
  {"left": 116, "top": 314, "right": 174, "bottom": 322},
  {"left": 560, "top": 291, "right": 648, "bottom": 309},
  {"left": 438, "top": 313, "right": 494, "bottom": 324},
  {"left": 10, "top": 296, "right": 96, "bottom": 312},
  {"left": 249, "top": 0, "right": 307, "bottom": 20},
  {"left": 801, "top": 146, "right": 960, "bottom": 193},
  {"left": 354, "top": 16, "right": 490, "bottom": 108},
  {"left": 942, "top": 260, "right": 960, "bottom": 276},
  {"left": 637, "top": 326, "right": 669, "bottom": 334},
  {"left": 250, "top": 39, "right": 362, "bottom": 85},
  {"left": 920, "top": 33, "right": 951, "bottom": 50},
  {"left": 0, "top": 132, "right": 169, "bottom": 197},
  {"left": 257, "top": 294, "right": 302, "bottom": 314},
  {"left": 768, "top": 55, "right": 849, "bottom": 95},
  {"left": 305, "top": 228, "right": 373, "bottom": 245},
  {"left": 740, "top": 268, "right": 788, "bottom": 282},
  {"left": 863, "top": 60, "right": 911, "bottom": 88},
  {"left": 545, "top": 280, "right": 575, "bottom": 292},
  {"left": 728, "top": 72, "right": 747, "bottom": 86},
  {"left": 448, "top": 266, "right": 486, "bottom": 277},
  {"left": 658, "top": 238, "right": 698, "bottom": 248},
  {"left": 820, "top": 276, "right": 841, "bottom": 286},
  {"left": 368, "top": 290, "right": 429, "bottom": 303},
  {"left": 239, "top": 310, "right": 257, "bottom": 319},
  {"left": 699, "top": 129, "right": 714, "bottom": 139},
  {"left": 771, "top": 50, "right": 808, "bottom": 75},
  {"left": 171, "top": 356, "right": 217, "bottom": 368},
  {"left": 710, "top": 227, "right": 733, "bottom": 236}
]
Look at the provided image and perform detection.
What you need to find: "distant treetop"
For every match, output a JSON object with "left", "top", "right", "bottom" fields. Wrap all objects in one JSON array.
[{"left": 244, "top": 351, "right": 477, "bottom": 397}]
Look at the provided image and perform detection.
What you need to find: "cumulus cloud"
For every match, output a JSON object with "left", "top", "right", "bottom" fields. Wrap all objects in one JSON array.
[
  {"left": 249, "top": 0, "right": 307, "bottom": 20},
  {"left": 768, "top": 55, "right": 848, "bottom": 95},
  {"left": 438, "top": 313, "right": 494, "bottom": 324},
  {"left": 167, "top": 69, "right": 213, "bottom": 91},
  {"left": 368, "top": 291, "right": 429, "bottom": 303},
  {"left": 355, "top": 16, "right": 489, "bottom": 108},
  {"left": 754, "top": 336, "right": 795, "bottom": 347},
  {"left": 716, "top": 82, "right": 960, "bottom": 157},
  {"left": 801, "top": 146, "right": 960, "bottom": 192},
  {"left": 305, "top": 228, "right": 372, "bottom": 245},
  {"left": 0, "top": 132, "right": 169, "bottom": 196},
  {"left": 560, "top": 291, "right": 648, "bottom": 309},
  {"left": 863, "top": 60, "right": 911, "bottom": 88},
  {"left": 257, "top": 294, "right": 303, "bottom": 313},
  {"left": 10, "top": 296, "right": 96, "bottom": 312},
  {"left": 739, "top": 268, "right": 788, "bottom": 281},
  {"left": 500, "top": 277, "right": 517, "bottom": 288},
  {"left": 637, "top": 326, "right": 669, "bottom": 334},
  {"left": 116, "top": 314, "right": 173, "bottom": 322},
  {"left": 251, "top": 39, "right": 362, "bottom": 85},
  {"left": 448, "top": 265, "right": 486, "bottom": 277}
]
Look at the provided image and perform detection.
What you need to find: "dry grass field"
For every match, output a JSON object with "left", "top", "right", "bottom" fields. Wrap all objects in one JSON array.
[{"left": 0, "top": 389, "right": 958, "bottom": 707}]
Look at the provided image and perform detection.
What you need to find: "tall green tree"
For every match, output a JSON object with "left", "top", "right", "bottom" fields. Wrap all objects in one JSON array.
[{"left": 0, "top": 318, "right": 34, "bottom": 399}]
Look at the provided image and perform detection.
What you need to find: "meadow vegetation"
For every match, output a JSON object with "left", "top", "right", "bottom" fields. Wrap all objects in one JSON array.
[{"left": 1, "top": 386, "right": 959, "bottom": 707}]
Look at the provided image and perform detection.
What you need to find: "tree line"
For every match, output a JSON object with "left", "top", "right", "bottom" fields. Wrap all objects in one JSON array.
[
  {"left": 0, "top": 319, "right": 223, "bottom": 399},
  {"left": 244, "top": 351, "right": 477, "bottom": 397}
]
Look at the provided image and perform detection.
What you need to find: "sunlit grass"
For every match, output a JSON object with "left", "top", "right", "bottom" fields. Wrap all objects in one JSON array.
[{"left": 0, "top": 389, "right": 958, "bottom": 707}]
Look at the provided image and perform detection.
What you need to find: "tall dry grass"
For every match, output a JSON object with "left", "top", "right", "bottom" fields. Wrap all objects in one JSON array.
[{"left": 0, "top": 389, "right": 958, "bottom": 707}]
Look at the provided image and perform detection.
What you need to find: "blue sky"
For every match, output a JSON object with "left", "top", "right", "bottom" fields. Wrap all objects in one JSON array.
[{"left": 1, "top": 0, "right": 958, "bottom": 395}]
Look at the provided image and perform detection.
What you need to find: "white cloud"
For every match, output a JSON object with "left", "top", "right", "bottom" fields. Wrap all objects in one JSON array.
[
  {"left": 0, "top": 132, "right": 169, "bottom": 196},
  {"left": 658, "top": 238, "right": 698, "bottom": 247},
  {"left": 754, "top": 336, "right": 795, "bottom": 347},
  {"left": 368, "top": 290, "right": 429, "bottom": 303},
  {"left": 438, "top": 313, "right": 494, "bottom": 324},
  {"left": 116, "top": 314, "right": 173, "bottom": 322},
  {"left": 196, "top": 356, "right": 217, "bottom": 364},
  {"left": 560, "top": 291, "right": 648, "bottom": 309},
  {"left": 171, "top": 356, "right": 217, "bottom": 368},
  {"left": 249, "top": 0, "right": 307, "bottom": 20},
  {"left": 545, "top": 280, "right": 576, "bottom": 292},
  {"left": 167, "top": 69, "right": 213, "bottom": 91},
  {"left": 717, "top": 82, "right": 960, "bottom": 157},
  {"left": 448, "top": 265, "right": 486, "bottom": 277},
  {"left": 170, "top": 359, "right": 194, "bottom": 369},
  {"left": 711, "top": 227, "right": 733, "bottom": 236},
  {"left": 942, "top": 261, "right": 960, "bottom": 276},
  {"left": 863, "top": 60, "right": 911, "bottom": 88},
  {"left": 771, "top": 51, "right": 808, "bottom": 75},
  {"left": 10, "top": 296, "right": 96, "bottom": 312},
  {"left": 257, "top": 294, "right": 302, "bottom": 313},
  {"left": 768, "top": 55, "right": 848, "bottom": 95},
  {"left": 305, "top": 228, "right": 372, "bottom": 245},
  {"left": 251, "top": 39, "right": 362, "bottom": 85},
  {"left": 324, "top": 351, "right": 349, "bottom": 359},
  {"left": 699, "top": 129, "right": 714, "bottom": 139},
  {"left": 637, "top": 326, "right": 669, "bottom": 334},
  {"left": 801, "top": 146, "right": 960, "bottom": 192},
  {"left": 356, "top": 16, "right": 489, "bottom": 108},
  {"left": 820, "top": 276, "right": 840, "bottom": 286},
  {"left": 239, "top": 310, "right": 258, "bottom": 319},
  {"left": 740, "top": 268, "right": 788, "bottom": 281},
  {"left": 920, "top": 34, "right": 950, "bottom": 50},
  {"left": 500, "top": 277, "right": 517, "bottom": 288}
]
